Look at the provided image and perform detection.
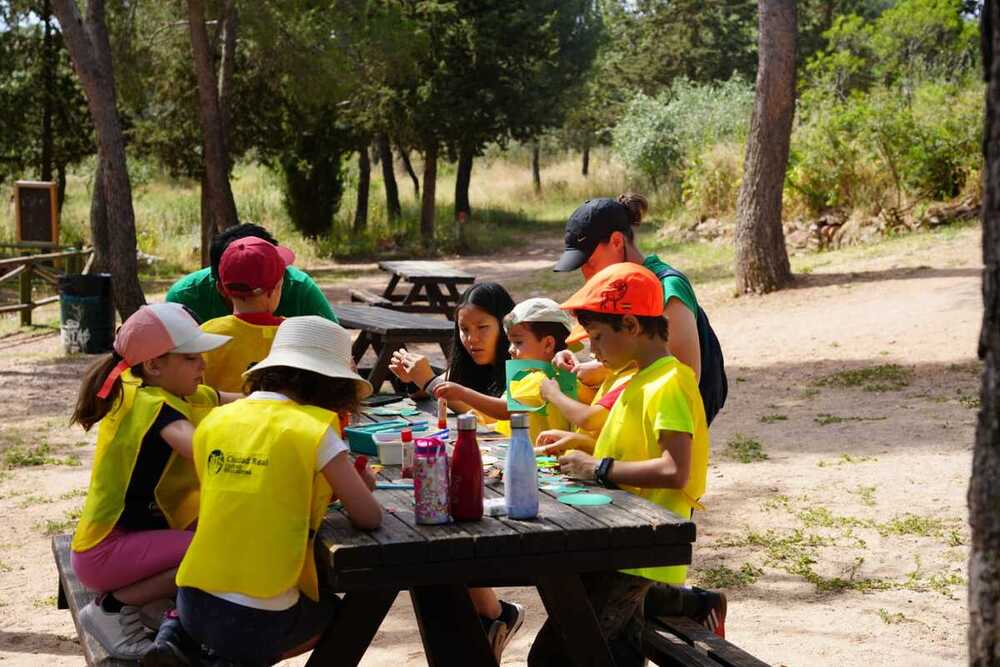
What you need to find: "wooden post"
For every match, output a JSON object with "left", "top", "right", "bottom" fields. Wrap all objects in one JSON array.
[
  {"left": 20, "top": 261, "right": 33, "bottom": 326},
  {"left": 67, "top": 247, "right": 81, "bottom": 275}
]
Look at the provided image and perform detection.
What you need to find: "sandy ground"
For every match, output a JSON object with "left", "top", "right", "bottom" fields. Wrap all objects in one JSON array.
[{"left": 0, "top": 225, "right": 982, "bottom": 666}]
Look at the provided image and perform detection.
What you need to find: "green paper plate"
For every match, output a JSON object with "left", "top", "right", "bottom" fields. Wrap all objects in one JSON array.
[
  {"left": 542, "top": 484, "right": 585, "bottom": 494},
  {"left": 372, "top": 407, "right": 401, "bottom": 416},
  {"left": 558, "top": 493, "right": 613, "bottom": 506}
]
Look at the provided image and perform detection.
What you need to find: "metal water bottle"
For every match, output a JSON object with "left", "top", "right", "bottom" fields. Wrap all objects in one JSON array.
[
  {"left": 450, "top": 413, "right": 483, "bottom": 521},
  {"left": 504, "top": 413, "right": 538, "bottom": 519}
]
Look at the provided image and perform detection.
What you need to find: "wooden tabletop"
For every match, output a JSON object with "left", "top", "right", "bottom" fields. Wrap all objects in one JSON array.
[
  {"left": 332, "top": 304, "right": 454, "bottom": 336},
  {"left": 317, "top": 410, "right": 695, "bottom": 592},
  {"left": 378, "top": 260, "right": 475, "bottom": 282}
]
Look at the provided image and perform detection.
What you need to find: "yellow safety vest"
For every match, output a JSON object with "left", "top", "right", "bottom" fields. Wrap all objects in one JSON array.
[
  {"left": 176, "top": 399, "right": 337, "bottom": 601},
  {"left": 200, "top": 316, "right": 280, "bottom": 393},
  {"left": 72, "top": 373, "right": 219, "bottom": 552}
]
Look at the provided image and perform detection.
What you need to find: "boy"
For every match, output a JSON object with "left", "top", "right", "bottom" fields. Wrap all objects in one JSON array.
[
  {"left": 432, "top": 297, "right": 573, "bottom": 444},
  {"left": 199, "top": 237, "right": 294, "bottom": 392},
  {"left": 527, "top": 263, "right": 710, "bottom": 667}
]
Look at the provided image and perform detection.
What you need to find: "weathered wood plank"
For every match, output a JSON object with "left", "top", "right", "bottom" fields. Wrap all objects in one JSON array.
[
  {"left": 410, "top": 584, "right": 498, "bottom": 667},
  {"left": 534, "top": 572, "right": 616, "bottom": 667},
  {"left": 642, "top": 624, "right": 722, "bottom": 667},
  {"left": 653, "top": 617, "right": 772, "bottom": 667},
  {"left": 305, "top": 589, "right": 398, "bottom": 667},
  {"left": 378, "top": 260, "right": 474, "bottom": 281}
]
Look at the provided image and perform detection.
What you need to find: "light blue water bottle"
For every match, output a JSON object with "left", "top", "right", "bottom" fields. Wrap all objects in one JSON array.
[{"left": 504, "top": 413, "right": 538, "bottom": 519}]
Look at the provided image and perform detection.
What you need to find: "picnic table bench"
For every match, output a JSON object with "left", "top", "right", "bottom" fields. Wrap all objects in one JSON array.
[
  {"left": 352, "top": 260, "right": 474, "bottom": 319},
  {"left": 333, "top": 303, "right": 453, "bottom": 393}
]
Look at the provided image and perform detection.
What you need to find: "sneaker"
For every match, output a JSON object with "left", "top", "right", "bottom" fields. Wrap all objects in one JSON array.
[
  {"left": 692, "top": 588, "right": 727, "bottom": 639},
  {"left": 142, "top": 613, "right": 199, "bottom": 666},
  {"left": 78, "top": 601, "right": 154, "bottom": 660},
  {"left": 139, "top": 599, "right": 175, "bottom": 631},
  {"left": 485, "top": 601, "right": 525, "bottom": 662}
]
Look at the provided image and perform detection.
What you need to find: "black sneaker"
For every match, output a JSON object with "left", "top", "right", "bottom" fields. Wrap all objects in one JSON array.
[{"left": 142, "top": 613, "right": 199, "bottom": 666}]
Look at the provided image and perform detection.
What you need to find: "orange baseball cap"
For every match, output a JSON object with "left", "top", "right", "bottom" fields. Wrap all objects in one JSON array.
[{"left": 560, "top": 263, "right": 664, "bottom": 344}]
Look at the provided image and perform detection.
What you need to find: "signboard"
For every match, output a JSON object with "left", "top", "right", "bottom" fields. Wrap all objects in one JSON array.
[{"left": 14, "top": 180, "right": 59, "bottom": 247}]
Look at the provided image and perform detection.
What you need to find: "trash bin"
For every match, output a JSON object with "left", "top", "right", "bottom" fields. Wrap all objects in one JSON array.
[{"left": 58, "top": 274, "right": 115, "bottom": 354}]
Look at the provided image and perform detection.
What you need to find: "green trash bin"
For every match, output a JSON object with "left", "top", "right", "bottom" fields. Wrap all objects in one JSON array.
[{"left": 58, "top": 274, "right": 115, "bottom": 354}]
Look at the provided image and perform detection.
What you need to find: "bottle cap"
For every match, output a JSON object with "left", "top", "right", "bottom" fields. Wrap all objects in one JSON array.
[
  {"left": 401, "top": 428, "right": 413, "bottom": 443},
  {"left": 457, "top": 413, "right": 477, "bottom": 430},
  {"left": 511, "top": 413, "right": 530, "bottom": 429}
]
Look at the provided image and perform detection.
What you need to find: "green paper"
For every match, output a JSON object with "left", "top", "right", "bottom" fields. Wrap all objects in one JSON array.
[
  {"left": 542, "top": 484, "right": 586, "bottom": 494},
  {"left": 504, "top": 359, "right": 577, "bottom": 413},
  {"left": 372, "top": 407, "right": 401, "bottom": 416},
  {"left": 558, "top": 493, "right": 613, "bottom": 506},
  {"left": 399, "top": 408, "right": 423, "bottom": 416}
]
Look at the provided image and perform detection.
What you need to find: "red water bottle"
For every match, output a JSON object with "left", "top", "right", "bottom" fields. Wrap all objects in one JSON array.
[
  {"left": 449, "top": 413, "right": 483, "bottom": 521},
  {"left": 401, "top": 428, "right": 415, "bottom": 479}
]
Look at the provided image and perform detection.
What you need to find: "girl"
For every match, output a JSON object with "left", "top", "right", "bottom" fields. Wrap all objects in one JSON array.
[
  {"left": 146, "top": 316, "right": 382, "bottom": 666},
  {"left": 70, "top": 303, "right": 233, "bottom": 660},
  {"left": 388, "top": 283, "right": 525, "bottom": 659}
]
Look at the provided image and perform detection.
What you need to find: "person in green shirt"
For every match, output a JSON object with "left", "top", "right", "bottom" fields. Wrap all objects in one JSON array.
[{"left": 166, "top": 224, "right": 338, "bottom": 324}]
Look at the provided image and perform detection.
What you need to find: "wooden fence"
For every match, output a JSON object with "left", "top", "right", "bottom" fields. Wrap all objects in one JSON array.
[{"left": 0, "top": 247, "right": 94, "bottom": 326}]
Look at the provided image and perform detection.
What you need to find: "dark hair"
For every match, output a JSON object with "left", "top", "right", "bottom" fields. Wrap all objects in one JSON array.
[
  {"left": 521, "top": 322, "right": 569, "bottom": 353},
  {"left": 448, "top": 282, "right": 515, "bottom": 397},
  {"left": 72, "top": 352, "right": 145, "bottom": 431},
  {"left": 575, "top": 309, "right": 669, "bottom": 342},
  {"left": 597, "top": 192, "right": 649, "bottom": 244},
  {"left": 209, "top": 223, "right": 277, "bottom": 282},
  {"left": 245, "top": 366, "right": 361, "bottom": 414}
]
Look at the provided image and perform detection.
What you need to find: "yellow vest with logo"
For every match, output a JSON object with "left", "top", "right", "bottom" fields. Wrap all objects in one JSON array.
[
  {"left": 72, "top": 373, "right": 219, "bottom": 552},
  {"left": 200, "top": 316, "right": 279, "bottom": 393},
  {"left": 593, "top": 356, "right": 709, "bottom": 585},
  {"left": 176, "top": 399, "right": 336, "bottom": 601}
]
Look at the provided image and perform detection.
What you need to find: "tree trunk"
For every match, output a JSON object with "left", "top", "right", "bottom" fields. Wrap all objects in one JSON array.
[
  {"left": 582, "top": 143, "right": 590, "bottom": 177},
  {"left": 354, "top": 146, "right": 371, "bottom": 232},
  {"left": 420, "top": 144, "right": 437, "bottom": 245},
  {"left": 969, "top": 4, "right": 1000, "bottom": 664},
  {"left": 217, "top": 0, "right": 236, "bottom": 142},
  {"left": 188, "top": 0, "right": 239, "bottom": 234},
  {"left": 532, "top": 142, "right": 542, "bottom": 194},
  {"left": 734, "top": 0, "right": 795, "bottom": 295},
  {"left": 41, "top": 0, "right": 54, "bottom": 183},
  {"left": 399, "top": 145, "right": 420, "bottom": 199},
  {"left": 378, "top": 133, "right": 401, "bottom": 222},
  {"left": 88, "top": 155, "right": 110, "bottom": 274},
  {"left": 52, "top": 0, "right": 145, "bottom": 318},
  {"left": 200, "top": 173, "right": 212, "bottom": 267},
  {"left": 454, "top": 145, "right": 473, "bottom": 222},
  {"left": 56, "top": 162, "right": 67, "bottom": 212}
]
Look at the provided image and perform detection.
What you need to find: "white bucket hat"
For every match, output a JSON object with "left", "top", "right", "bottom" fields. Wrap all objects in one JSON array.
[
  {"left": 242, "top": 316, "right": 373, "bottom": 399},
  {"left": 503, "top": 297, "right": 574, "bottom": 333}
]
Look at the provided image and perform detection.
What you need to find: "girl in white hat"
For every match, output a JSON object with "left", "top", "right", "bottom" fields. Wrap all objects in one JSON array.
[
  {"left": 69, "top": 302, "right": 233, "bottom": 660},
  {"left": 145, "top": 316, "right": 382, "bottom": 665}
]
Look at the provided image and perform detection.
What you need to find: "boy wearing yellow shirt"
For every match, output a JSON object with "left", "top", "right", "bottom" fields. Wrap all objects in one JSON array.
[
  {"left": 199, "top": 237, "right": 294, "bottom": 392},
  {"left": 527, "top": 263, "right": 710, "bottom": 667}
]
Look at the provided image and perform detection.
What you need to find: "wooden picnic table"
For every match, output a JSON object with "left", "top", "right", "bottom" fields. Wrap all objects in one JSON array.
[
  {"left": 307, "top": 406, "right": 697, "bottom": 666},
  {"left": 333, "top": 303, "right": 453, "bottom": 392},
  {"left": 373, "top": 260, "right": 476, "bottom": 319}
]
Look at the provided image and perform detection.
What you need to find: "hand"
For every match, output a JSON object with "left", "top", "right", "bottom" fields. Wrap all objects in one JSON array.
[
  {"left": 552, "top": 349, "right": 578, "bottom": 372},
  {"left": 558, "top": 449, "right": 598, "bottom": 480},
  {"left": 432, "top": 381, "right": 467, "bottom": 403},
  {"left": 535, "top": 429, "right": 590, "bottom": 456},
  {"left": 389, "top": 349, "right": 433, "bottom": 388},
  {"left": 574, "top": 359, "right": 609, "bottom": 387},
  {"left": 354, "top": 455, "right": 377, "bottom": 491},
  {"left": 539, "top": 377, "right": 561, "bottom": 402}
]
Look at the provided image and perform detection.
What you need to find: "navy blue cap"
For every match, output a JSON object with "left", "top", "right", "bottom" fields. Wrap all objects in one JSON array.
[{"left": 553, "top": 198, "right": 633, "bottom": 272}]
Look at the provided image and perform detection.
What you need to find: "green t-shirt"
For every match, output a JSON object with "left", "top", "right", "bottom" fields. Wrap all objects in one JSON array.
[
  {"left": 165, "top": 266, "right": 338, "bottom": 323},
  {"left": 642, "top": 255, "right": 699, "bottom": 315}
]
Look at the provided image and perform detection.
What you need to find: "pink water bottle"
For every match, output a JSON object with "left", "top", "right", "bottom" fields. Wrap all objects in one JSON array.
[
  {"left": 414, "top": 437, "right": 450, "bottom": 524},
  {"left": 450, "top": 413, "right": 483, "bottom": 521}
]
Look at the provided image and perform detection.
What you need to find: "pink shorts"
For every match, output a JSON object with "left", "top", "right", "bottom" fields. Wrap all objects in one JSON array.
[{"left": 71, "top": 527, "right": 193, "bottom": 593}]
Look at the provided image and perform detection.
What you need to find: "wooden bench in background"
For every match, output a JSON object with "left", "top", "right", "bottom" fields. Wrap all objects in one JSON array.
[
  {"left": 348, "top": 288, "right": 393, "bottom": 307},
  {"left": 52, "top": 534, "right": 135, "bottom": 666}
]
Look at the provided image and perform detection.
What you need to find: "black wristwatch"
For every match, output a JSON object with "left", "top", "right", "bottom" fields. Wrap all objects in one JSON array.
[{"left": 595, "top": 457, "right": 619, "bottom": 489}]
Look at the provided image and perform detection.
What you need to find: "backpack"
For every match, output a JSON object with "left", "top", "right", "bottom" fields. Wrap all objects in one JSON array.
[{"left": 654, "top": 267, "right": 728, "bottom": 425}]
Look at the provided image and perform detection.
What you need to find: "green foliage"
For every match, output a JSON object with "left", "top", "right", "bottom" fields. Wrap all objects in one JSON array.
[
  {"left": 611, "top": 93, "right": 681, "bottom": 186},
  {"left": 725, "top": 434, "right": 768, "bottom": 463},
  {"left": 695, "top": 563, "right": 763, "bottom": 589},
  {"left": 814, "top": 364, "right": 912, "bottom": 392}
]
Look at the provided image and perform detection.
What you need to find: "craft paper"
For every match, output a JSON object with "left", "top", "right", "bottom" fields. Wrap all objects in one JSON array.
[
  {"left": 505, "top": 359, "right": 577, "bottom": 413},
  {"left": 558, "top": 493, "right": 613, "bottom": 506}
]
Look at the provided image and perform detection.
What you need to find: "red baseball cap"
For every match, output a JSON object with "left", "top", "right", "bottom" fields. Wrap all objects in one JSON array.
[
  {"left": 219, "top": 237, "right": 295, "bottom": 297},
  {"left": 560, "top": 263, "right": 664, "bottom": 344}
]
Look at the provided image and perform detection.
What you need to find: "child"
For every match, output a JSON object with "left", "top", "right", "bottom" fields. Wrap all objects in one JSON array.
[
  {"left": 387, "top": 283, "right": 525, "bottom": 657},
  {"left": 199, "top": 236, "right": 294, "bottom": 392},
  {"left": 69, "top": 303, "right": 233, "bottom": 660},
  {"left": 433, "top": 297, "right": 573, "bottom": 444},
  {"left": 527, "top": 263, "right": 710, "bottom": 667},
  {"left": 145, "top": 316, "right": 383, "bottom": 665}
]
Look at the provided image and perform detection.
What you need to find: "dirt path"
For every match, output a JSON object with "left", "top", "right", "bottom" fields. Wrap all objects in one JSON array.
[{"left": 0, "top": 226, "right": 981, "bottom": 665}]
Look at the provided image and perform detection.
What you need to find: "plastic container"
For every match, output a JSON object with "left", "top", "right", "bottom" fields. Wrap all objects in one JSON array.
[
  {"left": 449, "top": 413, "right": 483, "bottom": 521},
  {"left": 414, "top": 437, "right": 450, "bottom": 524},
  {"left": 504, "top": 413, "right": 539, "bottom": 519},
  {"left": 374, "top": 432, "right": 403, "bottom": 465},
  {"left": 344, "top": 419, "right": 419, "bottom": 455},
  {"left": 58, "top": 273, "right": 114, "bottom": 354}
]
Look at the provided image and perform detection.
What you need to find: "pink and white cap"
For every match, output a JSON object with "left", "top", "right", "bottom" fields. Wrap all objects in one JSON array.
[{"left": 96, "top": 302, "right": 231, "bottom": 399}]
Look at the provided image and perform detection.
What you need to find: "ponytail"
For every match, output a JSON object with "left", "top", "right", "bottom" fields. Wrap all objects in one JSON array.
[
  {"left": 71, "top": 352, "right": 142, "bottom": 431},
  {"left": 617, "top": 192, "right": 649, "bottom": 228}
]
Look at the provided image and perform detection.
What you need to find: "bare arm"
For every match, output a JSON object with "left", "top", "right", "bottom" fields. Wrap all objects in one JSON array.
[
  {"left": 433, "top": 382, "right": 508, "bottom": 419},
  {"left": 217, "top": 391, "right": 243, "bottom": 405},
  {"left": 535, "top": 429, "right": 596, "bottom": 455},
  {"left": 322, "top": 452, "right": 382, "bottom": 530},
  {"left": 539, "top": 378, "right": 605, "bottom": 430},
  {"left": 558, "top": 430, "right": 692, "bottom": 489},
  {"left": 160, "top": 419, "right": 196, "bottom": 459},
  {"left": 665, "top": 297, "right": 701, "bottom": 380}
]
